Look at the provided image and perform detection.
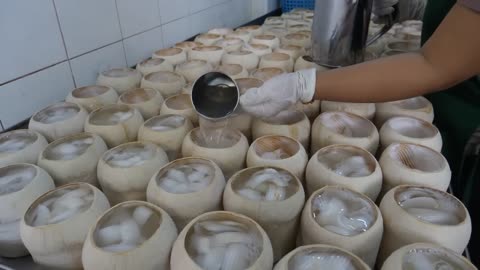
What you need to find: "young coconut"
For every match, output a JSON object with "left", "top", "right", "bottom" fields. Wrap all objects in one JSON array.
[
  {"left": 381, "top": 243, "right": 477, "bottom": 270},
  {"left": 263, "top": 27, "right": 289, "bottom": 40},
  {"left": 175, "top": 59, "right": 214, "bottom": 83},
  {"left": 311, "top": 112, "right": 380, "bottom": 155},
  {"left": 294, "top": 55, "right": 330, "bottom": 72},
  {"left": 0, "top": 164, "right": 55, "bottom": 257},
  {"left": 97, "top": 141, "right": 169, "bottom": 205},
  {"left": 236, "top": 25, "right": 263, "bottom": 37},
  {"left": 138, "top": 114, "right": 194, "bottom": 160},
  {"left": 321, "top": 101, "right": 376, "bottom": 120},
  {"left": 160, "top": 94, "right": 199, "bottom": 126},
  {"left": 264, "top": 16, "right": 286, "bottom": 28},
  {"left": 216, "top": 64, "right": 248, "bottom": 79},
  {"left": 215, "top": 37, "right": 244, "bottom": 53},
  {"left": 82, "top": 201, "right": 178, "bottom": 270},
  {"left": 251, "top": 67, "right": 285, "bottom": 82},
  {"left": 294, "top": 100, "right": 321, "bottom": 120},
  {"left": 152, "top": 47, "right": 187, "bottom": 66},
  {"left": 29, "top": 102, "right": 88, "bottom": 142},
  {"left": 300, "top": 186, "right": 384, "bottom": 268},
  {"left": 252, "top": 110, "right": 311, "bottom": 150},
  {"left": 146, "top": 157, "right": 225, "bottom": 229},
  {"left": 118, "top": 88, "right": 164, "bottom": 119},
  {"left": 194, "top": 33, "right": 223, "bottom": 46},
  {"left": 273, "top": 244, "right": 370, "bottom": 270},
  {"left": 274, "top": 45, "right": 306, "bottom": 61},
  {"left": 37, "top": 133, "right": 108, "bottom": 187},
  {"left": 247, "top": 135, "right": 308, "bottom": 183},
  {"left": 181, "top": 128, "right": 249, "bottom": 179},
  {"left": 135, "top": 57, "right": 174, "bottom": 75},
  {"left": 140, "top": 71, "right": 186, "bottom": 98},
  {"left": 222, "top": 50, "right": 260, "bottom": 72},
  {"left": 281, "top": 12, "right": 303, "bottom": 21},
  {"left": 175, "top": 41, "right": 203, "bottom": 53},
  {"left": 208, "top": 27, "right": 233, "bottom": 36},
  {"left": 375, "top": 96, "right": 434, "bottom": 128},
  {"left": 236, "top": 78, "right": 264, "bottom": 93},
  {"left": 379, "top": 143, "right": 451, "bottom": 199},
  {"left": 20, "top": 183, "right": 110, "bottom": 269},
  {"left": 182, "top": 82, "right": 194, "bottom": 95},
  {"left": 170, "top": 211, "right": 274, "bottom": 270},
  {"left": 188, "top": 46, "right": 225, "bottom": 66},
  {"left": 378, "top": 185, "right": 472, "bottom": 266},
  {"left": 0, "top": 129, "right": 48, "bottom": 166},
  {"left": 306, "top": 144, "right": 382, "bottom": 200},
  {"left": 226, "top": 30, "right": 252, "bottom": 44},
  {"left": 281, "top": 33, "right": 311, "bottom": 49},
  {"left": 259, "top": 52, "right": 294, "bottom": 72},
  {"left": 223, "top": 166, "right": 305, "bottom": 261},
  {"left": 246, "top": 43, "right": 273, "bottom": 58},
  {"left": 379, "top": 116, "right": 443, "bottom": 152},
  {"left": 251, "top": 35, "right": 280, "bottom": 49},
  {"left": 96, "top": 68, "right": 142, "bottom": 94},
  {"left": 84, "top": 104, "right": 144, "bottom": 148},
  {"left": 66, "top": 85, "right": 119, "bottom": 112}
]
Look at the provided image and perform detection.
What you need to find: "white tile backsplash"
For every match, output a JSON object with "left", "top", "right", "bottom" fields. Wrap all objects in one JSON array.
[
  {"left": 70, "top": 42, "right": 127, "bottom": 87},
  {"left": 117, "top": 0, "right": 161, "bottom": 37},
  {"left": 158, "top": 0, "right": 190, "bottom": 24},
  {"left": 162, "top": 17, "right": 192, "bottom": 47},
  {"left": 124, "top": 27, "right": 164, "bottom": 67},
  {"left": 0, "top": 62, "right": 75, "bottom": 129},
  {"left": 0, "top": 1, "right": 66, "bottom": 84},
  {"left": 54, "top": 0, "right": 122, "bottom": 57},
  {"left": 189, "top": 0, "right": 214, "bottom": 14},
  {"left": 190, "top": 7, "right": 221, "bottom": 35}
]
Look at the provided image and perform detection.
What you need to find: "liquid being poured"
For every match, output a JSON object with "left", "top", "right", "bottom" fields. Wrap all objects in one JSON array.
[
  {"left": 402, "top": 248, "right": 474, "bottom": 270},
  {"left": 288, "top": 248, "right": 359, "bottom": 270},
  {"left": 197, "top": 117, "right": 237, "bottom": 148}
]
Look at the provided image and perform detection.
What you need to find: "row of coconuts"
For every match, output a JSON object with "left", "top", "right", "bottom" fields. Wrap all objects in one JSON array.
[{"left": 0, "top": 8, "right": 475, "bottom": 270}]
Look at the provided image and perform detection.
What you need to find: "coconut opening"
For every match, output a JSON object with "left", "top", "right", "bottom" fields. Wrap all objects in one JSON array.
[
  {"left": 43, "top": 133, "right": 94, "bottom": 160},
  {"left": 285, "top": 33, "right": 309, "bottom": 40},
  {"left": 197, "top": 33, "right": 221, "bottom": 40},
  {"left": 72, "top": 85, "right": 110, "bottom": 98},
  {"left": 316, "top": 145, "right": 376, "bottom": 177},
  {"left": 249, "top": 43, "right": 270, "bottom": 50},
  {"left": 218, "top": 64, "right": 243, "bottom": 76},
  {"left": 165, "top": 94, "right": 192, "bottom": 110},
  {"left": 253, "top": 135, "right": 300, "bottom": 160},
  {"left": 138, "top": 58, "right": 167, "bottom": 67},
  {"left": 287, "top": 247, "right": 364, "bottom": 270},
  {"left": 394, "top": 97, "right": 430, "bottom": 110},
  {"left": 144, "top": 115, "right": 186, "bottom": 131},
  {"left": 93, "top": 203, "right": 161, "bottom": 253},
  {"left": 232, "top": 167, "right": 298, "bottom": 201},
  {"left": 251, "top": 67, "right": 284, "bottom": 81},
  {"left": 120, "top": 88, "right": 156, "bottom": 104},
  {"left": 319, "top": 112, "right": 374, "bottom": 138},
  {"left": 264, "top": 27, "right": 288, "bottom": 36},
  {"left": 154, "top": 47, "right": 183, "bottom": 57},
  {"left": 177, "top": 59, "right": 209, "bottom": 70},
  {"left": 235, "top": 78, "right": 264, "bottom": 94},
  {"left": 238, "top": 25, "right": 261, "bottom": 31},
  {"left": 216, "top": 38, "right": 243, "bottom": 46},
  {"left": 103, "top": 142, "right": 157, "bottom": 168},
  {"left": 402, "top": 247, "right": 474, "bottom": 270},
  {"left": 102, "top": 68, "right": 137, "bottom": 78},
  {"left": 0, "top": 130, "right": 37, "bottom": 153},
  {"left": 311, "top": 187, "right": 376, "bottom": 236},
  {"left": 25, "top": 184, "right": 94, "bottom": 227},
  {"left": 185, "top": 213, "right": 263, "bottom": 269},
  {"left": 265, "top": 16, "right": 284, "bottom": 25},
  {"left": 265, "top": 110, "right": 306, "bottom": 125},
  {"left": 176, "top": 41, "right": 203, "bottom": 49},
  {"left": 228, "top": 50, "right": 253, "bottom": 56},
  {"left": 386, "top": 117, "right": 437, "bottom": 138},
  {"left": 254, "top": 34, "right": 276, "bottom": 41},
  {"left": 395, "top": 186, "right": 465, "bottom": 226},
  {"left": 32, "top": 103, "right": 80, "bottom": 124},
  {"left": 89, "top": 105, "right": 134, "bottom": 125},
  {"left": 190, "top": 128, "right": 241, "bottom": 149},
  {"left": 144, "top": 71, "right": 182, "bottom": 83},
  {"left": 156, "top": 159, "right": 214, "bottom": 194},
  {"left": 263, "top": 52, "right": 290, "bottom": 61},
  {"left": 208, "top": 28, "right": 233, "bottom": 35},
  {"left": 192, "top": 46, "right": 222, "bottom": 52},
  {"left": 388, "top": 143, "right": 446, "bottom": 172},
  {"left": 0, "top": 164, "right": 37, "bottom": 196},
  {"left": 279, "top": 44, "right": 302, "bottom": 51}
]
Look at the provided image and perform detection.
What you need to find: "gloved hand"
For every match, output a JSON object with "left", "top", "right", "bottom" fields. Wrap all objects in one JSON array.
[
  {"left": 240, "top": 69, "right": 316, "bottom": 118},
  {"left": 373, "top": 0, "right": 426, "bottom": 22}
]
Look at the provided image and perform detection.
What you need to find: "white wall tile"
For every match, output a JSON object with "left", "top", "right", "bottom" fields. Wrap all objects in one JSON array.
[
  {"left": 162, "top": 17, "right": 192, "bottom": 47},
  {"left": 124, "top": 27, "right": 164, "bottom": 67},
  {"left": 158, "top": 0, "right": 189, "bottom": 24},
  {"left": 189, "top": 0, "right": 214, "bottom": 14},
  {"left": 54, "top": 0, "right": 122, "bottom": 57},
  {"left": 0, "top": 62, "right": 75, "bottom": 129},
  {"left": 190, "top": 7, "right": 222, "bottom": 35},
  {"left": 0, "top": 1, "right": 66, "bottom": 84},
  {"left": 117, "top": 0, "right": 161, "bottom": 37},
  {"left": 70, "top": 42, "right": 127, "bottom": 87}
]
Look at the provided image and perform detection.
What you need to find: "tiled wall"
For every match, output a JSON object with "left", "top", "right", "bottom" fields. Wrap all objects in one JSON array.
[{"left": 0, "top": 0, "right": 279, "bottom": 130}]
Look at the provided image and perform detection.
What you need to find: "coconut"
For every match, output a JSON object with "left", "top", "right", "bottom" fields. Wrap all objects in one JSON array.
[
  {"left": 194, "top": 33, "right": 223, "bottom": 46},
  {"left": 66, "top": 85, "right": 119, "bottom": 112},
  {"left": 84, "top": 104, "right": 144, "bottom": 148},
  {"left": 252, "top": 110, "right": 311, "bottom": 150},
  {"left": 20, "top": 183, "right": 110, "bottom": 269},
  {"left": 221, "top": 50, "right": 260, "bottom": 72},
  {"left": 138, "top": 114, "right": 194, "bottom": 160},
  {"left": 152, "top": 47, "right": 187, "bottom": 66},
  {"left": 311, "top": 112, "right": 380, "bottom": 155},
  {"left": 306, "top": 144, "right": 382, "bottom": 200},
  {"left": 247, "top": 135, "right": 308, "bottom": 183},
  {"left": 251, "top": 67, "right": 285, "bottom": 82},
  {"left": 82, "top": 201, "right": 178, "bottom": 270},
  {"left": 97, "top": 141, "right": 169, "bottom": 205},
  {"left": 170, "top": 211, "right": 273, "bottom": 270},
  {"left": 188, "top": 46, "right": 225, "bottom": 66},
  {"left": 375, "top": 97, "right": 434, "bottom": 127},
  {"left": 281, "top": 33, "right": 311, "bottom": 49},
  {"left": 236, "top": 25, "right": 263, "bottom": 37},
  {"left": 226, "top": 30, "right": 252, "bottom": 44},
  {"left": 251, "top": 35, "right": 280, "bottom": 49},
  {"left": 235, "top": 78, "right": 264, "bottom": 94},
  {"left": 321, "top": 101, "right": 376, "bottom": 120},
  {"left": 118, "top": 88, "right": 164, "bottom": 119},
  {"left": 208, "top": 28, "right": 233, "bottom": 36},
  {"left": 223, "top": 166, "right": 305, "bottom": 261},
  {"left": 246, "top": 43, "right": 273, "bottom": 58},
  {"left": 300, "top": 186, "right": 384, "bottom": 268},
  {"left": 29, "top": 102, "right": 88, "bottom": 142},
  {"left": 97, "top": 68, "right": 142, "bottom": 94},
  {"left": 263, "top": 27, "right": 289, "bottom": 40},
  {"left": 37, "top": 133, "right": 107, "bottom": 187},
  {"left": 175, "top": 60, "right": 214, "bottom": 83},
  {"left": 140, "top": 71, "right": 186, "bottom": 98},
  {"left": 378, "top": 185, "right": 472, "bottom": 266},
  {"left": 281, "top": 12, "right": 303, "bottom": 21},
  {"left": 0, "top": 164, "right": 55, "bottom": 257},
  {"left": 135, "top": 58, "right": 174, "bottom": 75},
  {"left": 264, "top": 16, "right": 286, "bottom": 28},
  {"left": 0, "top": 129, "right": 48, "bottom": 166},
  {"left": 175, "top": 41, "right": 203, "bottom": 53},
  {"left": 182, "top": 82, "right": 194, "bottom": 95},
  {"left": 181, "top": 128, "right": 249, "bottom": 179},
  {"left": 160, "top": 94, "right": 199, "bottom": 126},
  {"left": 259, "top": 52, "right": 294, "bottom": 72},
  {"left": 294, "top": 55, "right": 329, "bottom": 72},
  {"left": 215, "top": 37, "right": 244, "bottom": 53},
  {"left": 294, "top": 101, "right": 321, "bottom": 120},
  {"left": 216, "top": 64, "right": 248, "bottom": 79},
  {"left": 146, "top": 157, "right": 225, "bottom": 229},
  {"left": 274, "top": 45, "right": 306, "bottom": 61}
]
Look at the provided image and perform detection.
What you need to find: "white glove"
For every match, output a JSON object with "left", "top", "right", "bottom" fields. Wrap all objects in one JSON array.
[
  {"left": 240, "top": 69, "right": 316, "bottom": 118},
  {"left": 373, "top": 0, "right": 427, "bottom": 22}
]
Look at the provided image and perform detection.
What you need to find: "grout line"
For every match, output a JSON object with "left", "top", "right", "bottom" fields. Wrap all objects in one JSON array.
[
  {"left": 123, "top": 25, "right": 163, "bottom": 40},
  {"left": 114, "top": 0, "right": 129, "bottom": 65},
  {"left": 0, "top": 61, "right": 69, "bottom": 87},
  {"left": 68, "top": 40, "right": 123, "bottom": 60}
]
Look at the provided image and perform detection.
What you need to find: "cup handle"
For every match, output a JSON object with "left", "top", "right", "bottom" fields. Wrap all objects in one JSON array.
[{"left": 367, "top": 3, "right": 399, "bottom": 46}]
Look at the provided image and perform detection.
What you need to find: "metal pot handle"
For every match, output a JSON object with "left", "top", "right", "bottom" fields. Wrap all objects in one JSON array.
[{"left": 367, "top": 3, "right": 399, "bottom": 46}]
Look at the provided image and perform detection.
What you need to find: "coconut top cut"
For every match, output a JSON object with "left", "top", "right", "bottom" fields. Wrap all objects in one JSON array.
[
  {"left": 311, "top": 187, "right": 376, "bottom": 236},
  {"left": 0, "top": 130, "right": 38, "bottom": 153},
  {"left": 156, "top": 159, "right": 214, "bottom": 194},
  {"left": 402, "top": 246, "right": 476, "bottom": 270},
  {"left": 72, "top": 85, "right": 111, "bottom": 98},
  {"left": 102, "top": 68, "right": 138, "bottom": 78},
  {"left": 0, "top": 164, "right": 37, "bottom": 197},
  {"left": 89, "top": 105, "right": 135, "bottom": 125},
  {"left": 262, "top": 52, "right": 290, "bottom": 61},
  {"left": 208, "top": 27, "right": 233, "bottom": 36},
  {"left": 235, "top": 78, "right": 263, "bottom": 94},
  {"left": 190, "top": 128, "right": 242, "bottom": 149},
  {"left": 387, "top": 143, "right": 446, "bottom": 172},
  {"left": 103, "top": 142, "right": 158, "bottom": 168},
  {"left": 237, "top": 25, "right": 261, "bottom": 31},
  {"left": 316, "top": 145, "right": 376, "bottom": 178},
  {"left": 154, "top": 47, "right": 183, "bottom": 57},
  {"left": 138, "top": 58, "right": 168, "bottom": 68},
  {"left": 164, "top": 94, "right": 192, "bottom": 110},
  {"left": 288, "top": 246, "right": 364, "bottom": 270},
  {"left": 177, "top": 59, "right": 210, "bottom": 71},
  {"left": 318, "top": 112, "right": 375, "bottom": 138},
  {"left": 390, "top": 97, "right": 431, "bottom": 111},
  {"left": 175, "top": 41, "right": 203, "bottom": 50},
  {"left": 144, "top": 115, "right": 186, "bottom": 132},
  {"left": 384, "top": 117, "right": 438, "bottom": 138},
  {"left": 254, "top": 34, "right": 277, "bottom": 41},
  {"left": 253, "top": 135, "right": 300, "bottom": 160},
  {"left": 43, "top": 133, "right": 94, "bottom": 161},
  {"left": 32, "top": 102, "right": 81, "bottom": 124},
  {"left": 251, "top": 67, "right": 285, "bottom": 82},
  {"left": 395, "top": 186, "right": 465, "bottom": 226},
  {"left": 192, "top": 45, "right": 223, "bottom": 52},
  {"left": 144, "top": 71, "right": 184, "bottom": 83},
  {"left": 120, "top": 88, "right": 158, "bottom": 104},
  {"left": 217, "top": 64, "right": 244, "bottom": 77}
]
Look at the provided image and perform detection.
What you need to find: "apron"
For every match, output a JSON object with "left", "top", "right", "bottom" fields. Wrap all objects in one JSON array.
[{"left": 422, "top": 0, "right": 480, "bottom": 263}]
